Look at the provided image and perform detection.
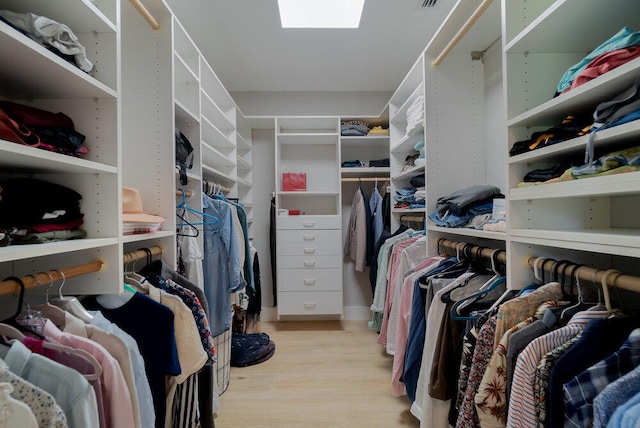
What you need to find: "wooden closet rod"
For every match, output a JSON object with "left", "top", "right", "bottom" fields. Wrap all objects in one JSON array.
[
  {"left": 0, "top": 260, "right": 107, "bottom": 296},
  {"left": 176, "top": 189, "right": 193, "bottom": 198},
  {"left": 437, "top": 238, "right": 506, "bottom": 262},
  {"left": 341, "top": 177, "right": 389, "bottom": 182},
  {"left": 436, "top": 238, "right": 640, "bottom": 293},
  {"left": 432, "top": 0, "right": 494, "bottom": 67},
  {"left": 203, "top": 180, "right": 232, "bottom": 194},
  {"left": 129, "top": 0, "right": 161, "bottom": 30},
  {"left": 524, "top": 256, "right": 640, "bottom": 294},
  {"left": 123, "top": 245, "right": 164, "bottom": 264}
]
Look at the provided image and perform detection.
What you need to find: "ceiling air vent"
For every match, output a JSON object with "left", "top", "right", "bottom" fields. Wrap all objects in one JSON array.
[{"left": 417, "top": 0, "right": 438, "bottom": 8}]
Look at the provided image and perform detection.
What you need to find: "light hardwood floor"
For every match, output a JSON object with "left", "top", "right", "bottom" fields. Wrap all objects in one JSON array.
[{"left": 213, "top": 320, "right": 420, "bottom": 427}]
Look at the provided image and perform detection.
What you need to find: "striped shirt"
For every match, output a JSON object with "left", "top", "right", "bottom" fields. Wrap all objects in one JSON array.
[{"left": 506, "top": 310, "right": 608, "bottom": 428}]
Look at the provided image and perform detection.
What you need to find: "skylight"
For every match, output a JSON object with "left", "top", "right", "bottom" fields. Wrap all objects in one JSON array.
[{"left": 277, "top": 0, "right": 365, "bottom": 28}]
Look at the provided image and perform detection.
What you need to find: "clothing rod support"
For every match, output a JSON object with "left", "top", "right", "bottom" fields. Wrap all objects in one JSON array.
[
  {"left": 432, "top": 0, "right": 494, "bottom": 67},
  {"left": 0, "top": 260, "right": 106, "bottom": 296},
  {"left": 129, "top": 0, "right": 161, "bottom": 31},
  {"left": 123, "top": 245, "right": 164, "bottom": 264}
]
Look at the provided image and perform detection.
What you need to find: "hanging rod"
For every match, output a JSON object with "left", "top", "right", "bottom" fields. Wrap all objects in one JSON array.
[
  {"left": 437, "top": 238, "right": 506, "bottom": 262},
  {"left": 176, "top": 189, "right": 193, "bottom": 198},
  {"left": 524, "top": 256, "right": 640, "bottom": 294},
  {"left": 202, "top": 179, "right": 231, "bottom": 194},
  {"left": 123, "top": 245, "right": 164, "bottom": 264},
  {"left": 0, "top": 260, "right": 107, "bottom": 296},
  {"left": 436, "top": 238, "right": 640, "bottom": 293},
  {"left": 432, "top": 0, "right": 494, "bottom": 67},
  {"left": 129, "top": 0, "right": 161, "bottom": 31},
  {"left": 341, "top": 177, "right": 389, "bottom": 182}
]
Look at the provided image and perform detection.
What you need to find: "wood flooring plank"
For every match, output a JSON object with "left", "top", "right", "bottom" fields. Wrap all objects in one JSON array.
[{"left": 213, "top": 320, "right": 420, "bottom": 427}]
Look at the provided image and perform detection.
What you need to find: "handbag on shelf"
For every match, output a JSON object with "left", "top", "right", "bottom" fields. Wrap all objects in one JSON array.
[{"left": 281, "top": 172, "right": 306, "bottom": 191}]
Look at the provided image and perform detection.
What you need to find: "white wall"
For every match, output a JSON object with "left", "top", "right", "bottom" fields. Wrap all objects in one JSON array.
[
  {"left": 482, "top": 39, "right": 506, "bottom": 192},
  {"left": 250, "top": 129, "right": 276, "bottom": 320},
  {"left": 231, "top": 91, "right": 392, "bottom": 117}
]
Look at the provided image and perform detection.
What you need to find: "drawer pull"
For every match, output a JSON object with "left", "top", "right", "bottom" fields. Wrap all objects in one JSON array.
[
  {"left": 304, "top": 302, "right": 317, "bottom": 309},
  {"left": 303, "top": 248, "right": 316, "bottom": 254},
  {"left": 303, "top": 235, "right": 315, "bottom": 241},
  {"left": 304, "top": 261, "right": 316, "bottom": 267},
  {"left": 303, "top": 279, "right": 316, "bottom": 285},
  {"left": 303, "top": 222, "right": 315, "bottom": 227}
]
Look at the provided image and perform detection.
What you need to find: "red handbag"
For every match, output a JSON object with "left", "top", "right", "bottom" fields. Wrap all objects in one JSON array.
[{"left": 282, "top": 172, "right": 306, "bottom": 191}]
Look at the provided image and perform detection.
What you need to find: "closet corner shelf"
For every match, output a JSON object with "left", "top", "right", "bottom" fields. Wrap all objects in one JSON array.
[
  {"left": 340, "top": 167, "right": 390, "bottom": 177},
  {"left": 392, "top": 164, "right": 424, "bottom": 181},
  {"left": 390, "top": 82, "right": 424, "bottom": 123},
  {"left": 507, "top": 57, "right": 640, "bottom": 128},
  {"left": 392, "top": 208, "right": 425, "bottom": 215},
  {"left": 122, "top": 231, "right": 175, "bottom": 244},
  {"left": 236, "top": 178, "right": 251, "bottom": 187},
  {"left": 0, "top": 22, "right": 117, "bottom": 99},
  {"left": 174, "top": 99, "right": 199, "bottom": 124},
  {"left": 509, "top": 171, "right": 640, "bottom": 201},
  {"left": 391, "top": 128, "right": 424, "bottom": 153},
  {"left": 0, "top": 237, "right": 119, "bottom": 263},
  {"left": 509, "top": 228, "right": 640, "bottom": 258},
  {"left": 0, "top": 140, "right": 118, "bottom": 174},
  {"left": 428, "top": 225, "right": 506, "bottom": 241},
  {"left": 174, "top": 52, "right": 199, "bottom": 83},
  {"left": 507, "top": 121, "right": 640, "bottom": 165},
  {"left": 201, "top": 165, "right": 234, "bottom": 184},
  {"left": 277, "top": 133, "right": 339, "bottom": 145},
  {"left": 14, "top": 0, "right": 116, "bottom": 33},
  {"left": 339, "top": 135, "right": 390, "bottom": 147}
]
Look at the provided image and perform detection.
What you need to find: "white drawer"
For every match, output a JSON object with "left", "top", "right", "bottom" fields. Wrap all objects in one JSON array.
[
  {"left": 277, "top": 241, "right": 341, "bottom": 256},
  {"left": 277, "top": 215, "right": 341, "bottom": 230},
  {"left": 277, "top": 268, "right": 342, "bottom": 292},
  {"left": 277, "top": 229, "right": 342, "bottom": 243},
  {"left": 277, "top": 291, "right": 343, "bottom": 316},
  {"left": 277, "top": 255, "right": 342, "bottom": 269}
]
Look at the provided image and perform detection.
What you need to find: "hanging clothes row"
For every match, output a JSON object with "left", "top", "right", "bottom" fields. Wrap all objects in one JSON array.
[
  {"left": 371, "top": 236, "right": 640, "bottom": 428},
  {"left": 344, "top": 180, "right": 389, "bottom": 278},
  {"left": 87, "top": 247, "right": 217, "bottom": 428}
]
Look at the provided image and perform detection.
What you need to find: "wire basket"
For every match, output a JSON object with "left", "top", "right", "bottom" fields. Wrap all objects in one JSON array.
[{"left": 213, "top": 328, "right": 231, "bottom": 394}]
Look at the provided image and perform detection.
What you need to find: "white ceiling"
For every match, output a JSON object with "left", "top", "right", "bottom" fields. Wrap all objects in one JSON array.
[{"left": 165, "top": 0, "right": 457, "bottom": 93}]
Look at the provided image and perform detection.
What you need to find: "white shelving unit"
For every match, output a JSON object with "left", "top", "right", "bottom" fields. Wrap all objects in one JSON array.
[
  {"left": 503, "top": 0, "right": 640, "bottom": 288},
  {"left": 0, "top": 0, "right": 121, "bottom": 299},
  {"left": 418, "top": 0, "right": 506, "bottom": 250},
  {"left": 275, "top": 117, "right": 343, "bottom": 317},
  {"left": 388, "top": 58, "right": 426, "bottom": 229}
]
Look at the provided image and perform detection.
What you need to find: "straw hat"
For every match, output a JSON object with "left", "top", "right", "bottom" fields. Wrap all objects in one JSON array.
[{"left": 122, "top": 187, "right": 166, "bottom": 223}]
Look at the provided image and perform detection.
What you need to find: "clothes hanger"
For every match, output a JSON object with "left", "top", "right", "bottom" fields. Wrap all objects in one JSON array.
[
  {"left": 124, "top": 249, "right": 151, "bottom": 294},
  {"left": 1, "top": 276, "right": 46, "bottom": 339},
  {"left": 176, "top": 188, "right": 218, "bottom": 226},
  {"left": 49, "top": 270, "right": 94, "bottom": 323},
  {"left": 454, "top": 248, "right": 505, "bottom": 313},
  {"left": 15, "top": 275, "right": 46, "bottom": 335},
  {"left": 600, "top": 268, "right": 624, "bottom": 316},
  {"left": 450, "top": 276, "right": 507, "bottom": 321}
]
